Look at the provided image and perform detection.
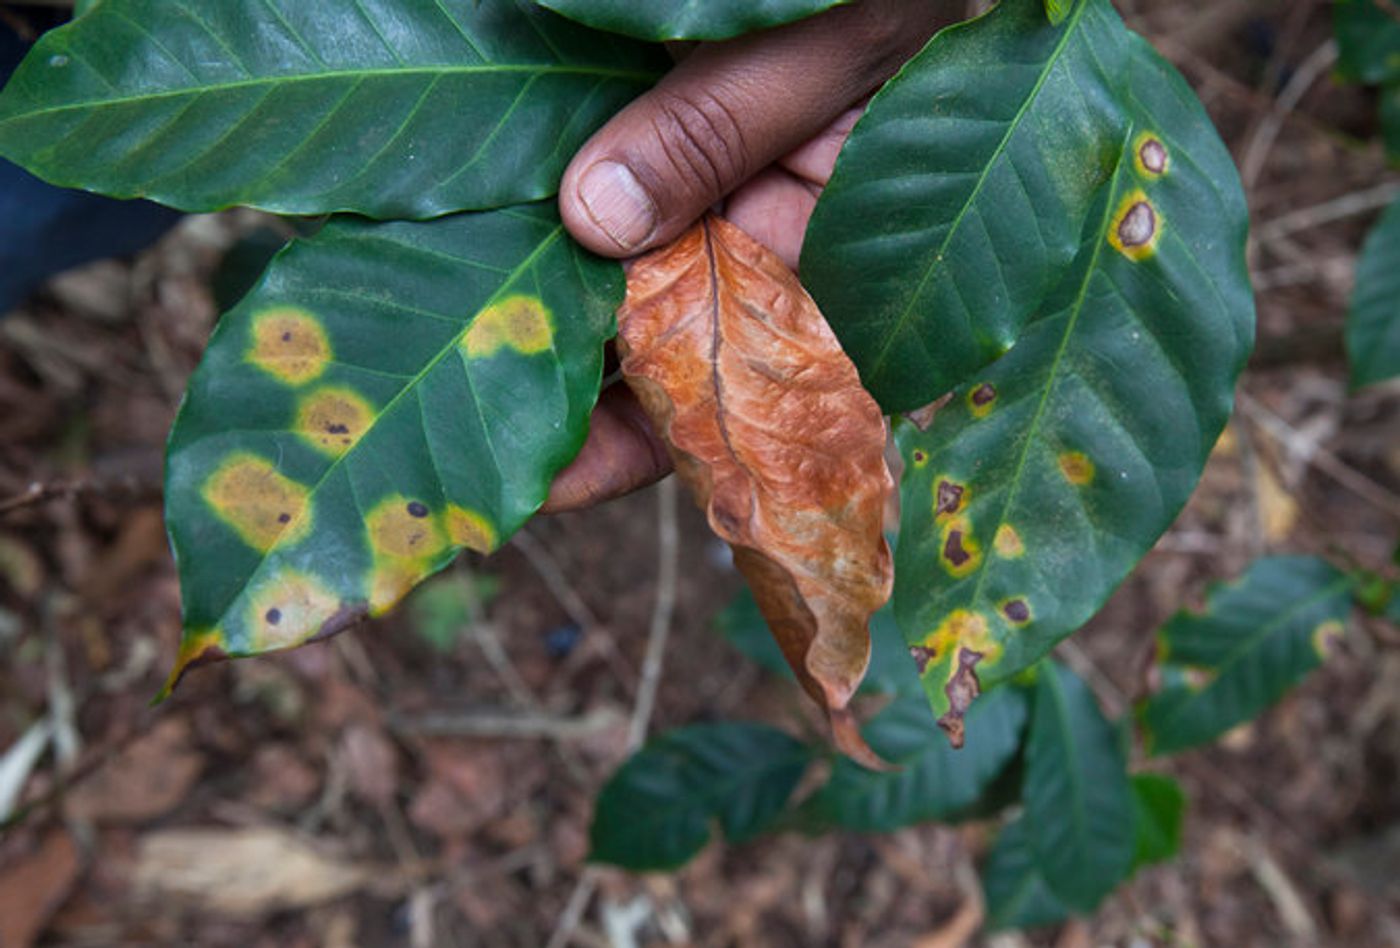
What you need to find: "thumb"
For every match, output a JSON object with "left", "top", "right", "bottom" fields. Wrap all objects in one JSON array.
[{"left": 559, "top": 0, "right": 941, "bottom": 258}]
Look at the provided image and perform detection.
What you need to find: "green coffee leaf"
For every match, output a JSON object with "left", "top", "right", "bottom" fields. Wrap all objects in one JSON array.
[
  {"left": 717, "top": 586, "right": 920, "bottom": 696},
  {"left": 162, "top": 203, "right": 618, "bottom": 689},
  {"left": 982, "top": 815, "right": 1071, "bottom": 932},
  {"left": 802, "top": 684, "right": 1027, "bottom": 832},
  {"left": 1140, "top": 556, "right": 1354, "bottom": 756},
  {"left": 0, "top": 0, "right": 663, "bottom": 218},
  {"left": 1334, "top": 0, "right": 1400, "bottom": 85},
  {"left": 1044, "top": 0, "right": 1075, "bottom": 26},
  {"left": 589, "top": 723, "right": 813, "bottom": 871},
  {"left": 802, "top": 0, "right": 1135, "bottom": 411},
  {"left": 1347, "top": 198, "right": 1400, "bottom": 390},
  {"left": 1024, "top": 662, "right": 1133, "bottom": 913},
  {"left": 1130, "top": 772, "right": 1185, "bottom": 871},
  {"left": 893, "top": 37, "right": 1253, "bottom": 731},
  {"left": 536, "top": 0, "right": 849, "bottom": 41}
]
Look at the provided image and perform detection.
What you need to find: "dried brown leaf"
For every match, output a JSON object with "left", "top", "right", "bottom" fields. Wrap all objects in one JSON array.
[{"left": 618, "top": 214, "right": 894, "bottom": 765}]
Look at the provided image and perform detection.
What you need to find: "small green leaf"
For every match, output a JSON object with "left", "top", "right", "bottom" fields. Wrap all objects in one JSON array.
[
  {"left": 409, "top": 571, "right": 499, "bottom": 653},
  {"left": 803, "top": 684, "right": 1027, "bottom": 832},
  {"left": 1335, "top": 0, "right": 1400, "bottom": 85},
  {"left": 536, "top": 0, "right": 849, "bottom": 41},
  {"left": 802, "top": 0, "right": 1136, "bottom": 411},
  {"left": 1024, "top": 662, "right": 1134, "bottom": 913},
  {"left": 893, "top": 35, "right": 1253, "bottom": 725},
  {"left": 0, "top": 0, "right": 663, "bottom": 218},
  {"left": 982, "top": 815, "right": 1072, "bottom": 932},
  {"left": 717, "top": 586, "right": 921, "bottom": 696},
  {"left": 1347, "top": 198, "right": 1400, "bottom": 389},
  {"left": 1140, "top": 556, "right": 1354, "bottom": 756},
  {"left": 1044, "top": 0, "right": 1075, "bottom": 26},
  {"left": 163, "top": 203, "right": 618, "bottom": 688},
  {"left": 1130, "top": 772, "right": 1185, "bottom": 870},
  {"left": 589, "top": 723, "right": 813, "bottom": 871}
]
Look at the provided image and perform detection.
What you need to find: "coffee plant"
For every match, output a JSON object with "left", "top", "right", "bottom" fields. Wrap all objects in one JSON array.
[{"left": 5, "top": 0, "right": 1394, "bottom": 932}]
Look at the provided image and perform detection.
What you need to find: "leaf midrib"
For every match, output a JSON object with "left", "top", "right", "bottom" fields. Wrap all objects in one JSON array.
[
  {"left": 864, "top": 0, "right": 1092, "bottom": 383},
  {"left": 205, "top": 223, "right": 566, "bottom": 633},
  {"left": 0, "top": 62, "right": 659, "bottom": 124}
]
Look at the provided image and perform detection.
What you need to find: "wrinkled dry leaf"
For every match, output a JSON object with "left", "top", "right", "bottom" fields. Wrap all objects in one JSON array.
[
  {"left": 133, "top": 827, "right": 369, "bottom": 916},
  {"left": 619, "top": 214, "right": 894, "bottom": 765}
]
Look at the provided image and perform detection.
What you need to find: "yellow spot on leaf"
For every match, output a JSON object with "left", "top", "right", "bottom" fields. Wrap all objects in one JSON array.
[
  {"left": 1058, "top": 451, "right": 1095, "bottom": 486},
  {"left": 938, "top": 515, "right": 982, "bottom": 579},
  {"left": 367, "top": 496, "right": 447, "bottom": 560},
  {"left": 370, "top": 558, "right": 435, "bottom": 615},
  {"left": 296, "top": 386, "right": 373, "bottom": 457},
  {"left": 248, "top": 307, "right": 331, "bottom": 385},
  {"left": 994, "top": 524, "right": 1024, "bottom": 558},
  {"left": 446, "top": 504, "right": 498, "bottom": 554},
  {"left": 462, "top": 295, "right": 554, "bottom": 359},
  {"left": 1108, "top": 189, "right": 1161, "bottom": 262},
  {"left": 967, "top": 383, "right": 997, "bottom": 419},
  {"left": 1133, "top": 132, "right": 1169, "bottom": 178},
  {"left": 246, "top": 571, "right": 340, "bottom": 651},
  {"left": 919, "top": 609, "right": 1002, "bottom": 668},
  {"left": 203, "top": 454, "right": 312, "bottom": 552},
  {"left": 156, "top": 628, "right": 225, "bottom": 701},
  {"left": 1311, "top": 619, "right": 1345, "bottom": 660}
]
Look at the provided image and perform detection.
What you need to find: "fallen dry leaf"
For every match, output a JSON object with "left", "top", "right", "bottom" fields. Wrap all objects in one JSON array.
[
  {"left": 67, "top": 718, "right": 204, "bottom": 824},
  {"left": 132, "top": 827, "right": 369, "bottom": 916},
  {"left": 0, "top": 829, "right": 81, "bottom": 948},
  {"left": 619, "top": 214, "right": 894, "bottom": 765}
]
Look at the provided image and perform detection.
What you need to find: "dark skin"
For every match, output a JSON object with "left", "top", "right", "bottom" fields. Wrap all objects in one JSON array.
[{"left": 545, "top": 0, "right": 949, "bottom": 513}]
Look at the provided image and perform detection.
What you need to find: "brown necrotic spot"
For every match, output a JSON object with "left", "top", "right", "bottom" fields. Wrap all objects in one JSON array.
[
  {"left": 407, "top": 501, "right": 430, "bottom": 519},
  {"left": 1135, "top": 132, "right": 1169, "bottom": 177},
  {"left": 1109, "top": 189, "right": 1162, "bottom": 261},
  {"left": 1001, "top": 598, "right": 1031, "bottom": 624},
  {"left": 937, "top": 648, "right": 984, "bottom": 749},
  {"left": 935, "top": 479, "right": 965, "bottom": 517},
  {"left": 944, "top": 530, "right": 972, "bottom": 567},
  {"left": 296, "top": 387, "right": 373, "bottom": 457},
  {"left": 1119, "top": 203, "right": 1156, "bottom": 246},
  {"left": 912, "top": 449, "right": 928, "bottom": 466},
  {"left": 265, "top": 608, "right": 282, "bottom": 625},
  {"left": 909, "top": 645, "right": 934, "bottom": 675},
  {"left": 967, "top": 382, "right": 997, "bottom": 419}
]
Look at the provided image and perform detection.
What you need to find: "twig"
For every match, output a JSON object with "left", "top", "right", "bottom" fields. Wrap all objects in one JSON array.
[
  {"left": 0, "top": 476, "right": 158, "bottom": 517},
  {"left": 547, "top": 477, "right": 681, "bottom": 948},
  {"left": 1255, "top": 181, "right": 1400, "bottom": 245},
  {"left": 387, "top": 707, "right": 622, "bottom": 741},
  {"left": 1238, "top": 392, "right": 1400, "bottom": 522},
  {"left": 511, "top": 528, "right": 603, "bottom": 631},
  {"left": 1240, "top": 39, "right": 1337, "bottom": 191}
]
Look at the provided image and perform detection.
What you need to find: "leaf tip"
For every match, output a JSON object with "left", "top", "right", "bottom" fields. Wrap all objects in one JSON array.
[
  {"left": 829, "top": 707, "right": 898, "bottom": 773},
  {"left": 154, "top": 629, "right": 228, "bottom": 703},
  {"left": 936, "top": 647, "right": 985, "bottom": 749}
]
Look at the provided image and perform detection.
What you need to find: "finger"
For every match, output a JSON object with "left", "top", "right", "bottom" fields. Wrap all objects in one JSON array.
[
  {"left": 725, "top": 167, "right": 819, "bottom": 271},
  {"left": 560, "top": 0, "right": 942, "bottom": 258},
  {"left": 543, "top": 385, "right": 673, "bottom": 514},
  {"left": 779, "top": 104, "right": 866, "bottom": 187}
]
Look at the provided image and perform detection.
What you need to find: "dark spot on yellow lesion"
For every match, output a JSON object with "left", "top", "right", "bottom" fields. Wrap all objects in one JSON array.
[
  {"left": 407, "top": 501, "right": 430, "bottom": 519},
  {"left": 1001, "top": 598, "right": 1031, "bottom": 625},
  {"left": 245, "top": 572, "right": 340, "bottom": 651},
  {"left": 911, "top": 449, "right": 928, "bottom": 467},
  {"left": 944, "top": 530, "right": 972, "bottom": 568},
  {"left": 265, "top": 608, "right": 282, "bottom": 625},
  {"left": 296, "top": 387, "right": 373, "bottom": 457},
  {"left": 1109, "top": 189, "right": 1162, "bottom": 261},
  {"left": 968, "top": 383, "right": 997, "bottom": 419},
  {"left": 934, "top": 479, "right": 965, "bottom": 518},
  {"left": 1134, "top": 132, "right": 1169, "bottom": 177},
  {"left": 937, "top": 648, "right": 984, "bottom": 749},
  {"left": 202, "top": 454, "right": 312, "bottom": 553}
]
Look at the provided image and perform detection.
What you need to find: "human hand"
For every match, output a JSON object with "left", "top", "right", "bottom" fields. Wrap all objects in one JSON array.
[{"left": 545, "top": 0, "right": 947, "bottom": 513}]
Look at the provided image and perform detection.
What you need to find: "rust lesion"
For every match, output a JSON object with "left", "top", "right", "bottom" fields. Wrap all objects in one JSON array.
[
  {"left": 934, "top": 478, "right": 966, "bottom": 518},
  {"left": 937, "top": 647, "right": 984, "bottom": 749}
]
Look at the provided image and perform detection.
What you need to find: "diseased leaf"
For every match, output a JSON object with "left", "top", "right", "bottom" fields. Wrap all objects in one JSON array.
[
  {"left": 1130, "top": 772, "right": 1185, "bottom": 871},
  {"left": 982, "top": 815, "right": 1071, "bottom": 932},
  {"left": 893, "top": 36, "right": 1253, "bottom": 736},
  {"left": 1347, "top": 198, "right": 1400, "bottom": 389},
  {"left": 1023, "top": 661, "right": 1134, "bottom": 913},
  {"left": 536, "top": 0, "right": 849, "bottom": 41},
  {"left": 589, "top": 722, "right": 813, "bottom": 871},
  {"left": 1334, "top": 0, "right": 1400, "bottom": 85},
  {"left": 1139, "top": 556, "right": 1354, "bottom": 756},
  {"left": 802, "top": 683, "right": 1028, "bottom": 832},
  {"left": 619, "top": 214, "right": 894, "bottom": 763},
  {"left": 801, "top": 0, "right": 1135, "bottom": 412},
  {"left": 0, "top": 0, "right": 663, "bottom": 219},
  {"left": 163, "top": 203, "right": 619, "bottom": 692}
]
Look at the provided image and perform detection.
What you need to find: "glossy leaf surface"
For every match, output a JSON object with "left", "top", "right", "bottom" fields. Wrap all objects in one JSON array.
[
  {"left": 802, "top": 0, "right": 1134, "bottom": 411},
  {"left": 982, "top": 816, "right": 1071, "bottom": 932},
  {"left": 1335, "top": 0, "right": 1400, "bottom": 84},
  {"left": 0, "top": 0, "right": 663, "bottom": 218},
  {"left": 1347, "top": 198, "right": 1400, "bottom": 389},
  {"left": 589, "top": 723, "right": 813, "bottom": 871},
  {"left": 803, "top": 684, "right": 1027, "bottom": 832},
  {"left": 164, "top": 203, "right": 619, "bottom": 688},
  {"left": 1140, "top": 556, "right": 1353, "bottom": 756},
  {"left": 894, "top": 38, "right": 1253, "bottom": 733},
  {"left": 1130, "top": 772, "right": 1185, "bottom": 871},
  {"left": 619, "top": 215, "right": 894, "bottom": 762},
  {"left": 1024, "top": 662, "right": 1133, "bottom": 913},
  {"left": 536, "top": 0, "right": 848, "bottom": 41}
]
